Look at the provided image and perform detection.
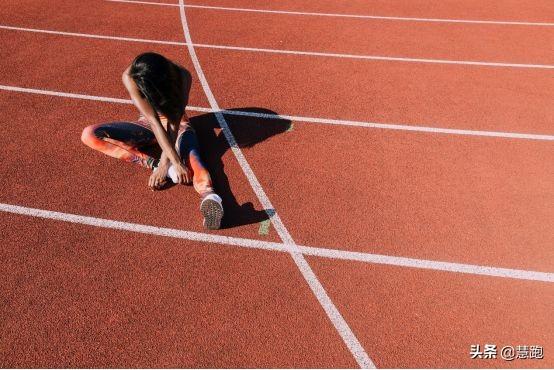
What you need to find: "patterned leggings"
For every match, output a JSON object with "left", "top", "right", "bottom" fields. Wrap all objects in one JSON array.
[{"left": 81, "top": 117, "right": 213, "bottom": 196}]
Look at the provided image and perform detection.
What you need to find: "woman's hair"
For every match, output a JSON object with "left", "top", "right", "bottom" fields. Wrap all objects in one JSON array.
[{"left": 129, "top": 52, "right": 185, "bottom": 120}]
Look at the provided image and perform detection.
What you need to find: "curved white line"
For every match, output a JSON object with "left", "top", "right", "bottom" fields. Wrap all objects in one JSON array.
[{"left": 177, "top": 1, "right": 375, "bottom": 367}]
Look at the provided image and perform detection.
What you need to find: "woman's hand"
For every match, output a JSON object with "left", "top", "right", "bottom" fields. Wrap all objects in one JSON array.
[
  {"left": 172, "top": 163, "right": 193, "bottom": 185},
  {"left": 148, "top": 163, "right": 169, "bottom": 190}
]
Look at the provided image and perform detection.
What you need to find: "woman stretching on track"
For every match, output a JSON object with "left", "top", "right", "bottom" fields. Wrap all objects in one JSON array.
[{"left": 81, "top": 52, "right": 223, "bottom": 230}]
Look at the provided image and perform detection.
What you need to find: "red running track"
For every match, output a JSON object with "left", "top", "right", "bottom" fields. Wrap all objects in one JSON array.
[{"left": 0, "top": 0, "right": 553, "bottom": 367}]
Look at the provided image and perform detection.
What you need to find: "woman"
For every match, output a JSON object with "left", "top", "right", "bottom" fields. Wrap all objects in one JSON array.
[{"left": 81, "top": 52, "right": 223, "bottom": 230}]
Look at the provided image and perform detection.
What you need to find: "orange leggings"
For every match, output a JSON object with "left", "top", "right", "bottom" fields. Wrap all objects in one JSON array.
[{"left": 81, "top": 118, "right": 213, "bottom": 196}]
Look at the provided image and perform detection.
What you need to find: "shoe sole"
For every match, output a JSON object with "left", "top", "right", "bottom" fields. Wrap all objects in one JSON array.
[{"left": 201, "top": 198, "right": 224, "bottom": 230}]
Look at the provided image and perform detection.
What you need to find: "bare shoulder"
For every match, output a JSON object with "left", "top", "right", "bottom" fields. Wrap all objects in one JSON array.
[
  {"left": 121, "top": 65, "right": 132, "bottom": 85},
  {"left": 121, "top": 65, "right": 141, "bottom": 97}
]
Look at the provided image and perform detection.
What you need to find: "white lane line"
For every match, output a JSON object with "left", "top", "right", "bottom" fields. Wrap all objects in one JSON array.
[
  {"left": 178, "top": 1, "right": 375, "bottom": 367},
  {"left": 191, "top": 42, "right": 554, "bottom": 69},
  {"left": 218, "top": 108, "right": 554, "bottom": 141},
  {"left": 302, "top": 245, "right": 554, "bottom": 283},
  {"left": 1, "top": 202, "right": 552, "bottom": 283},
  {"left": 0, "top": 24, "right": 186, "bottom": 46},
  {"left": 106, "top": 0, "right": 554, "bottom": 27},
  {"left": 2, "top": 24, "right": 554, "bottom": 70},
  {"left": 0, "top": 203, "right": 288, "bottom": 252},
  {"left": 0, "top": 84, "right": 133, "bottom": 104},
  {"left": 2, "top": 84, "right": 554, "bottom": 142}
]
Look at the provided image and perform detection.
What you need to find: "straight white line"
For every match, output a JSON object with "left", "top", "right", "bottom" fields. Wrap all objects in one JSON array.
[
  {"left": 0, "top": 203, "right": 288, "bottom": 252},
  {"left": 178, "top": 1, "right": 375, "bottom": 367},
  {"left": 0, "top": 24, "right": 186, "bottom": 46},
  {"left": 106, "top": 0, "right": 554, "bottom": 27},
  {"left": 0, "top": 84, "right": 133, "bottom": 104},
  {"left": 302, "top": 246, "right": 554, "bottom": 283},
  {"left": 191, "top": 42, "right": 554, "bottom": 69},
  {"left": 2, "top": 84, "right": 553, "bottom": 142},
  {"left": 2, "top": 24, "right": 554, "bottom": 69},
  {"left": 1, "top": 202, "right": 552, "bottom": 283},
  {"left": 218, "top": 109, "right": 554, "bottom": 141}
]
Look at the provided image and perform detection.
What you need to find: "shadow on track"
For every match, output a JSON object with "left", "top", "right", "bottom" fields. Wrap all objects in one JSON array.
[
  {"left": 146, "top": 108, "right": 291, "bottom": 229},
  {"left": 192, "top": 108, "right": 291, "bottom": 229}
]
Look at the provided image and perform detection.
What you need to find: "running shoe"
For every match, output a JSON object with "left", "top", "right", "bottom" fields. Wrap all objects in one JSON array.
[{"left": 200, "top": 193, "right": 224, "bottom": 230}]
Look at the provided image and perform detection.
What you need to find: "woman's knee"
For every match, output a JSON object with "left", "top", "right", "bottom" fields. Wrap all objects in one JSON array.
[
  {"left": 176, "top": 127, "right": 199, "bottom": 154},
  {"left": 80, "top": 124, "right": 103, "bottom": 148}
]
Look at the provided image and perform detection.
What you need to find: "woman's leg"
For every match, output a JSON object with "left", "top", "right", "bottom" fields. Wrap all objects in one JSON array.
[
  {"left": 81, "top": 121, "right": 157, "bottom": 169},
  {"left": 176, "top": 122, "right": 223, "bottom": 229},
  {"left": 175, "top": 122, "right": 214, "bottom": 196}
]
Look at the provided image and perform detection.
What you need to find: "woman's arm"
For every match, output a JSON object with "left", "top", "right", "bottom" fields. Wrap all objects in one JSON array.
[
  {"left": 121, "top": 67, "right": 181, "bottom": 167},
  {"left": 122, "top": 66, "right": 191, "bottom": 187},
  {"left": 158, "top": 121, "right": 179, "bottom": 167}
]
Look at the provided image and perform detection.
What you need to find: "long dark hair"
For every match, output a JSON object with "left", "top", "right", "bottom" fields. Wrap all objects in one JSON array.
[{"left": 129, "top": 52, "right": 185, "bottom": 121}]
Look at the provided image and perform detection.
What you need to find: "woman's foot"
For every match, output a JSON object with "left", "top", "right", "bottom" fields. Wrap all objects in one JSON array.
[{"left": 200, "top": 193, "right": 223, "bottom": 230}]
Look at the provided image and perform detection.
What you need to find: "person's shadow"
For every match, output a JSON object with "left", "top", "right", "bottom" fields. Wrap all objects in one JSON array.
[{"left": 191, "top": 108, "right": 291, "bottom": 229}]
